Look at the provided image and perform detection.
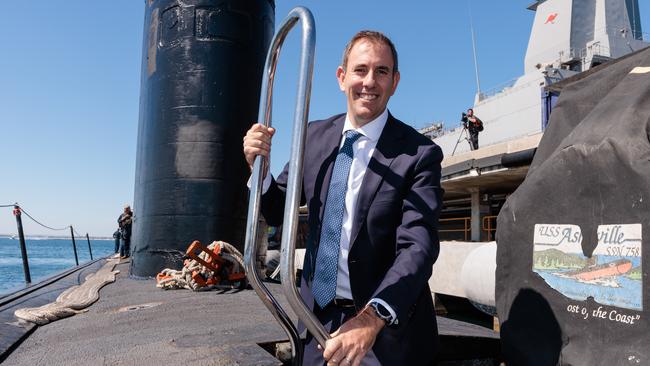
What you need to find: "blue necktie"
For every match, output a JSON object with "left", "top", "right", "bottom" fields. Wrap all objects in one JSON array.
[{"left": 311, "top": 130, "right": 362, "bottom": 308}]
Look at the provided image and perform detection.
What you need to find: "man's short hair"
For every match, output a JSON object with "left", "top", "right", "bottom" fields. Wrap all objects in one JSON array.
[{"left": 341, "top": 30, "right": 399, "bottom": 74}]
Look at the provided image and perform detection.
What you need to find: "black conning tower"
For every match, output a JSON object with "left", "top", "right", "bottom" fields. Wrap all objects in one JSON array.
[{"left": 132, "top": 0, "right": 275, "bottom": 277}]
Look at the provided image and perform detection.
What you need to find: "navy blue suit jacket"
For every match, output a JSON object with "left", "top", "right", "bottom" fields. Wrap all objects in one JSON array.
[{"left": 261, "top": 112, "right": 443, "bottom": 365}]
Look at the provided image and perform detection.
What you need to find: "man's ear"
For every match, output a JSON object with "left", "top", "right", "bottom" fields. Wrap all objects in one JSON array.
[
  {"left": 390, "top": 70, "right": 401, "bottom": 96},
  {"left": 336, "top": 66, "right": 345, "bottom": 91}
]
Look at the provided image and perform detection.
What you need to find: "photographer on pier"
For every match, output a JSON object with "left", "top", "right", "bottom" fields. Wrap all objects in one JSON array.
[{"left": 461, "top": 108, "right": 483, "bottom": 150}]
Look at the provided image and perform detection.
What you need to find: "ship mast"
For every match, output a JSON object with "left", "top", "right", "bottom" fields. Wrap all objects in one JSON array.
[{"left": 468, "top": 0, "right": 482, "bottom": 98}]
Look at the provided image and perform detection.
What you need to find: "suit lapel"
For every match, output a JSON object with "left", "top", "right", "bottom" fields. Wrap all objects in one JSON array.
[
  {"left": 303, "top": 115, "right": 344, "bottom": 283},
  {"left": 315, "top": 115, "right": 345, "bottom": 223},
  {"left": 350, "top": 114, "right": 404, "bottom": 247}
]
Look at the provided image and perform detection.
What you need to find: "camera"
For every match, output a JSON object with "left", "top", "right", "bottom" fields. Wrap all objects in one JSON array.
[{"left": 461, "top": 112, "right": 468, "bottom": 123}]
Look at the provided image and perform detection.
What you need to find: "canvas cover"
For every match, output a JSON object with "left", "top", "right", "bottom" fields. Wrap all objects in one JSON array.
[{"left": 496, "top": 47, "right": 650, "bottom": 365}]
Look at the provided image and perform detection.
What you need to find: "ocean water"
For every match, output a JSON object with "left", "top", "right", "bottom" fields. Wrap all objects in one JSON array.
[{"left": 0, "top": 237, "right": 115, "bottom": 295}]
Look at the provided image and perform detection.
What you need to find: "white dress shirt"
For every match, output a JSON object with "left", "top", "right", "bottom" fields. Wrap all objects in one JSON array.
[{"left": 334, "top": 109, "right": 387, "bottom": 299}]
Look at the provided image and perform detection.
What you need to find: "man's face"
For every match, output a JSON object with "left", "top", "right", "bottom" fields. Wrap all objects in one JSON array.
[
  {"left": 467, "top": 109, "right": 474, "bottom": 116},
  {"left": 336, "top": 40, "right": 400, "bottom": 128}
]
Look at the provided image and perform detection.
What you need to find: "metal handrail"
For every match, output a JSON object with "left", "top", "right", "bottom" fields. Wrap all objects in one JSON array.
[
  {"left": 439, "top": 217, "right": 471, "bottom": 241},
  {"left": 482, "top": 215, "right": 497, "bottom": 241},
  {"left": 439, "top": 216, "right": 498, "bottom": 241},
  {"left": 243, "top": 7, "right": 319, "bottom": 365},
  {"left": 276, "top": 8, "right": 331, "bottom": 350}
]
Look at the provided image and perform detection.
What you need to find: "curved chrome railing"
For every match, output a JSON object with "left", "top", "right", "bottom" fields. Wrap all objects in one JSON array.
[
  {"left": 243, "top": 7, "right": 327, "bottom": 365},
  {"left": 275, "top": 8, "right": 331, "bottom": 349}
]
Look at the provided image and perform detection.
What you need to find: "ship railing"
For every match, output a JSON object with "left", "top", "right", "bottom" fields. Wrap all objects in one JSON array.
[
  {"left": 1, "top": 203, "right": 95, "bottom": 286},
  {"left": 244, "top": 7, "right": 320, "bottom": 366},
  {"left": 478, "top": 77, "right": 519, "bottom": 99},
  {"left": 439, "top": 216, "right": 498, "bottom": 242},
  {"left": 439, "top": 217, "right": 471, "bottom": 241},
  {"left": 549, "top": 44, "right": 608, "bottom": 67},
  {"left": 582, "top": 43, "right": 610, "bottom": 58},
  {"left": 482, "top": 215, "right": 498, "bottom": 241}
]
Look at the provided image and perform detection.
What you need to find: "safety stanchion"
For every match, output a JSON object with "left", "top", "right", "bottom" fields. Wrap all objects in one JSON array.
[
  {"left": 70, "top": 226, "right": 79, "bottom": 266},
  {"left": 86, "top": 233, "right": 93, "bottom": 260},
  {"left": 13, "top": 205, "right": 32, "bottom": 284}
]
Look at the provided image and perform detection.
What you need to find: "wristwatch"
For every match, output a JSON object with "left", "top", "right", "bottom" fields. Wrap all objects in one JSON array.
[{"left": 369, "top": 301, "right": 396, "bottom": 325}]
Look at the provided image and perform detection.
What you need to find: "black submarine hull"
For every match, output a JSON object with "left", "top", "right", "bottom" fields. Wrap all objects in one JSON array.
[{"left": 132, "top": 0, "right": 275, "bottom": 277}]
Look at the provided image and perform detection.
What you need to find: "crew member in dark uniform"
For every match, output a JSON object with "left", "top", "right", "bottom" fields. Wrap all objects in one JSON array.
[
  {"left": 113, "top": 229, "right": 121, "bottom": 254},
  {"left": 463, "top": 108, "right": 483, "bottom": 150},
  {"left": 118, "top": 205, "right": 133, "bottom": 259}
]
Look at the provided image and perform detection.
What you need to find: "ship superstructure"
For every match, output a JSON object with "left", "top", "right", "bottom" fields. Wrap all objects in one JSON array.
[{"left": 434, "top": 0, "right": 647, "bottom": 157}]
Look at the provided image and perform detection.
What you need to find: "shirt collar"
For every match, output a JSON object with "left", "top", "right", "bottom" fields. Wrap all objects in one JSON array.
[{"left": 342, "top": 108, "right": 388, "bottom": 142}]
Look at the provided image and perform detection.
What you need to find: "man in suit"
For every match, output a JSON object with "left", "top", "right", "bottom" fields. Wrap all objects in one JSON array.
[{"left": 243, "top": 30, "right": 443, "bottom": 366}]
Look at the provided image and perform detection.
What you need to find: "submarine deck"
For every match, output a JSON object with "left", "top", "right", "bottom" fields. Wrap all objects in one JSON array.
[{"left": 1, "top": 259, "right": 500, "bottom": 365}]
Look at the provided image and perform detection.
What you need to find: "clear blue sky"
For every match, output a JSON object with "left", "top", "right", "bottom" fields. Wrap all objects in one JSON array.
[{"left": 1, "top": 1, "right": 648, "bottom": 236}]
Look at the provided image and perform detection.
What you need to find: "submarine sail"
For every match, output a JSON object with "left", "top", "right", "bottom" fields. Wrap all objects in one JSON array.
[{"left": 132, "top": 0, "right": 275, "bottom": 277}]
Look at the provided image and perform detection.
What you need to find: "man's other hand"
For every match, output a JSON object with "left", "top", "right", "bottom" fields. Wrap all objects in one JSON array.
[{"left": 243, "top": 123, "right": 276, "bottom": 174}]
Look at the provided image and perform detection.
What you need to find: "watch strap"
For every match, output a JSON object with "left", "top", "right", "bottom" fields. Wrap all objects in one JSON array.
[{"left": 368, "top": 300, "right": 397, "bottom": 326}]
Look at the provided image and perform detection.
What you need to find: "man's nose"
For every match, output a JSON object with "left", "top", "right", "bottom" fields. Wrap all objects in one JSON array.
[{"left": 362, "top": 71, "right": 376, "bottom": 87}]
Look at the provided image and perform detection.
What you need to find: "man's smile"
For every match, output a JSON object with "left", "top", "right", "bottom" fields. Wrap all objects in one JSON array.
[{"left": 357, "top": 92, "right": 378, "bottom": 101}]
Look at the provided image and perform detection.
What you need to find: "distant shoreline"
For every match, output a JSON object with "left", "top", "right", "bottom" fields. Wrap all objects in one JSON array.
[{"left": 0, "top": 235, "right": 112, "bottom": 240}]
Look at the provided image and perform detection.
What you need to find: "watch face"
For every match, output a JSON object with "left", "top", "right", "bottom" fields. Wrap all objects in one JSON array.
[
  {"left": 371, "top": 302, "right": 391, "bottom": 322},
  {"left": 376, "top": 303, "right": 390, "bottom": 317}
]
